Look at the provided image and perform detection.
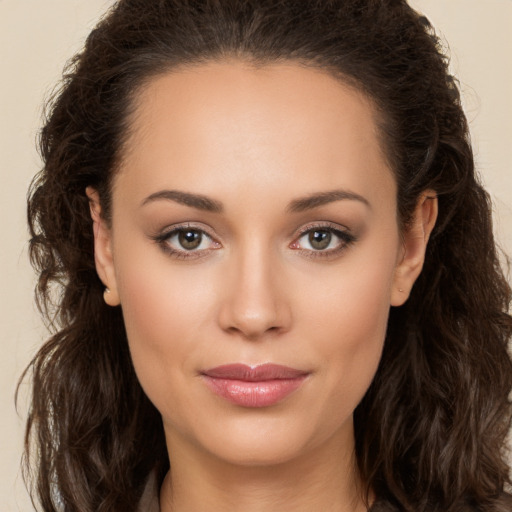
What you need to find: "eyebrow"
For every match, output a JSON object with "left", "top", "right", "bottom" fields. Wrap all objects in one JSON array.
[
  {"left": 141, "top": 190, "right": 223, "bottom": 213},
  {"left": 141, "top": 188, "right": 370, "bottom": 214},
  {"left": 286, "top": 189, "right": 371, "bottom": 213}
]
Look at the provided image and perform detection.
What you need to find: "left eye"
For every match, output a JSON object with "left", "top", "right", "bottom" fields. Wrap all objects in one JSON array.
[{"left": 295, "top": 227, "right": 353, "bottom": 252}]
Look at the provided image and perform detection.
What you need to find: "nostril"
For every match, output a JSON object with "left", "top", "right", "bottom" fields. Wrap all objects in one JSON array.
[
  {"left": 216, "top": 261, "right": 292, "bottom": 339},
  {"left": 225, "top": 322, "right": 281, "bottom": 340}
]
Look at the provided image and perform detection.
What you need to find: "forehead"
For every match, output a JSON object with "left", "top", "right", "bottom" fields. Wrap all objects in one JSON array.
[{"left": 115, "top": 60, "right": 394, "bottom": 210}]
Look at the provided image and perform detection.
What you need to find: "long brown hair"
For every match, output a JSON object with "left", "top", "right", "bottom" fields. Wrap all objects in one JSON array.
[{"left": 22, "top": 1, "right": 512, "bottom": 511}]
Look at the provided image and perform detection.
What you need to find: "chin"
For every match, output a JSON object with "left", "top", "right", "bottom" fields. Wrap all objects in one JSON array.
[
  {"left": 203, "top": 431, "right": 313, "bottom": 467},
  {"left": 175, "top": 406, "right": 354, "bottom": 469}
]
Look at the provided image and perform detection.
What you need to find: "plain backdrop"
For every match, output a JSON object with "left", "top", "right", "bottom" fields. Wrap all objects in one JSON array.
[{"left": 1, "top": 1, "right": 511, "bottom": 510}]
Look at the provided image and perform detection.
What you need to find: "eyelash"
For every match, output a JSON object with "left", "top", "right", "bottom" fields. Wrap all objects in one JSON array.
[
  {"left": 150, "top": 222, "right": 356, "bottom": 260},
  {"left": 151, "top": 223, "right": 220, "bottom": 260},
  {"left": 291, "top": 222, "right": 356, "bottom": 259}
]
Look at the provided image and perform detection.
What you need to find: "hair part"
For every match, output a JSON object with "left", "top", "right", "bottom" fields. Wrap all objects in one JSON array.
[{"left": 22, "top": 1, "right": 512, "bottom": 511}]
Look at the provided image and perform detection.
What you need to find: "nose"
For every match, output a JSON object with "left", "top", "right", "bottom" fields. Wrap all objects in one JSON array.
[{"left": 217, "top": 244, "right": 292, "bottom": 340}]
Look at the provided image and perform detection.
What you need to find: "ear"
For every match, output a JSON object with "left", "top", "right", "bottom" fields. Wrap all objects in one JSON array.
[
  {"left": 391, "top": 191, "right": 438, "bottom": 306},
  {"left": 86, "top": 187, "right": 120, "bottom": 307}
]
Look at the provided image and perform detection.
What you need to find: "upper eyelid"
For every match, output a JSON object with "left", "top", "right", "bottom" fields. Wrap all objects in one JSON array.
[
  {"left": 292, "top": 222, "right": 356, "bottom": 251},
  {"left": 152, "top": 221, "right": 353, "bottom": 246},
  {"left": 153, "top": 224, "right": 220, "bottom": 258},
  {"left": 156, "top": 222, "right": 218, "bottom": 240},
  {"left": 294, "top": 221, "right": 351, "bottom": 237},
  {"left": 157, "top": 221, "right": 349, "bottom": 235}
]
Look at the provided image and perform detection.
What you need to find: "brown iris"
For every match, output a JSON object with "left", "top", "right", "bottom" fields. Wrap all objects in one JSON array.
[
  {"left": 308, "top": 230, "right": 331, "bottom": 250},
  {"left": 178, "top": 230, "right": 202, "bottom": 250}
]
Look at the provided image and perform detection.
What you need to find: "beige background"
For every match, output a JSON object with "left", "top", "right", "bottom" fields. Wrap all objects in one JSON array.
[{"left": 1, "top": 0, "right": 511, "bottom": 509}]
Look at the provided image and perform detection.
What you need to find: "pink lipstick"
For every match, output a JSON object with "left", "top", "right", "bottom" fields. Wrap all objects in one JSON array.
[{"left": 201, "top": 363, "right": 309, "bottom": 408}]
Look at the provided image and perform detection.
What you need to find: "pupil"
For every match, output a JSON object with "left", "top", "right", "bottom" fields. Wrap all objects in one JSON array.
[
  {"left": 309, "top": 230, "right": 331, "bottom": 250},
  {"left": 179, "top": 230, "right": 202, "bottom": 250}
]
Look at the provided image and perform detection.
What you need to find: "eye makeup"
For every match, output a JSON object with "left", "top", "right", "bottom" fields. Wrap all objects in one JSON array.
[
  {"left": 149, "top": 219, "right": 357, "bottom": 262},
  {"left": 289, "top": 221, "right": 357, "bottom": 260},
  {"left": 149, "top": 222, "right": 221, "bottom": 260}
]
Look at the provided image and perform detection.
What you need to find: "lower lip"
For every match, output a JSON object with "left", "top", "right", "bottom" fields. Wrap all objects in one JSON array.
[{"left": 202, "top": 376, "right": 307, "bottom": 407}]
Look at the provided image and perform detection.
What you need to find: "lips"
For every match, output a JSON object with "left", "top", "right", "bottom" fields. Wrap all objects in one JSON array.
[{"left": 201, "top": 363, "right": 309, "bottom": 408}]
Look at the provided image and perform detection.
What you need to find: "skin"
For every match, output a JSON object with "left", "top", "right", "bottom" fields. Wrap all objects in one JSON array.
[{"left": 87, "top": 61, "right": 437, "bottom": 511}]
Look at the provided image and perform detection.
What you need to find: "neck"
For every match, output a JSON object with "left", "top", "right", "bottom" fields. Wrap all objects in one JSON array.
[{"left": 159, "top": 424, "right": 369, "bottom": 512}]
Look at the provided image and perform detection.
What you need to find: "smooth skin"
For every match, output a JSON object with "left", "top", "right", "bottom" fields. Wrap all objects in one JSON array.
[{"left": 87, "top": 61, "right": 437, "bottom": 512}]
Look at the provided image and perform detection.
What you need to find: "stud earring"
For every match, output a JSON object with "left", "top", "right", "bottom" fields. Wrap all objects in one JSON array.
[
  {"left": 103, "top": 286, "right": 120, "bottom": 306},
  {"left": 103, "top": 287, "right": 118, "bottom": 306}
]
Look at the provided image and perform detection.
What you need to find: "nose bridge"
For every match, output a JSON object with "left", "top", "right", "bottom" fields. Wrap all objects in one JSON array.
[{"left": 218, "top": 235, "right": 290, "bottom": 338}]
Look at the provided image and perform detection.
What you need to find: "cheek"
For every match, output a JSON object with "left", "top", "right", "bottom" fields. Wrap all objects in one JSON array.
[
  {"left": 117, "top": 273, "right": 214, "bottom": 434},
  {"left": 302, "top": 244, "right": 396, "bottom": 346},
  {"left": 119, "top": 265, "right": 211, "bottom": 343},
  {"left": 319, "top": 282, "right": 389, "bottom": 385},
  {"left": 112, "top": 245, "right": 220, "bottom": 403},
  {"left": 299, "top": 244, "right": 397, "bottom": 405}
]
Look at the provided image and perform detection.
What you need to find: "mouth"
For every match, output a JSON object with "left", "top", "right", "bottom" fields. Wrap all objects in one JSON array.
[{"left": 200, "top": 363, "right": 310, "bottom": 408}]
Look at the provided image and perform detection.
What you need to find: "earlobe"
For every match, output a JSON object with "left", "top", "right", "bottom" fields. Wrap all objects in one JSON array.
[
  {"left": 391, "top": 191, "right": 438, "bottom": 306},
  {"left": 85, "top": 187, "right": 120, "bottom": 306}
]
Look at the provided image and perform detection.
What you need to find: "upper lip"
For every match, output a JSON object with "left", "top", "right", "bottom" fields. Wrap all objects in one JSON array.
[{"left": 201, "top": 363, "right": 309, "bottom": 381}]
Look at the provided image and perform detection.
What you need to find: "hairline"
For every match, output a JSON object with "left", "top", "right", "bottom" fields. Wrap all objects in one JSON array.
[{"left": 108, "top": 55, "right": 399, "bottom": 221}]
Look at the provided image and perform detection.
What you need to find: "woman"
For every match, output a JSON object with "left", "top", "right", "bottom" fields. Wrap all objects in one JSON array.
[{"left": 22, "top": 0, "right": 512, "bottom": 511}]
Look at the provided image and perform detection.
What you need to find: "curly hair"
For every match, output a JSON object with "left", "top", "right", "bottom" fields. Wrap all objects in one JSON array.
[{"left": 22, "top": 1, "right": 512, "bottom": 511}]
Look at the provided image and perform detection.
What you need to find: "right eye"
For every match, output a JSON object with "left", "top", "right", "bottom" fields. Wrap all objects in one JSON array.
[
  {"left": 152, "top": 225, "right": 221, "bottom": 259},
  {"left": 168, "top": 229, "right": 210, "bottom": 251}
]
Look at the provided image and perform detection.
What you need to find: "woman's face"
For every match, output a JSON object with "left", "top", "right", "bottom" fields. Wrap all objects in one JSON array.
[{"left": 91, "top": 61, "right": 432, "bottom": 467}]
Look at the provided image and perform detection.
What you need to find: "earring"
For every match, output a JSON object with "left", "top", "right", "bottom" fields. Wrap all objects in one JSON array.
[
  {"left": 103, "top": 286, "right": 120, "bottom": 306},
  {"left": 399, "top": 288, "right": 404, "bottom": 292}
]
